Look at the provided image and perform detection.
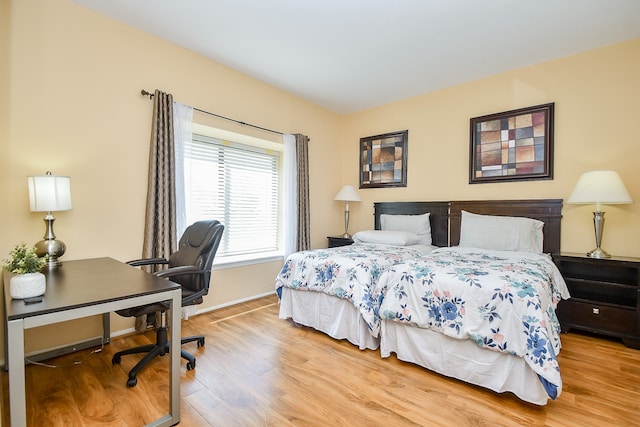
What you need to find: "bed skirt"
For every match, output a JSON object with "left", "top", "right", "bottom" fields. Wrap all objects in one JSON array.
[
  {"left": 278, "top": 288, "right": 379, "bottom": 350},
  {"left": 380, "top": 320, "right": 551, "bottom": 405}
]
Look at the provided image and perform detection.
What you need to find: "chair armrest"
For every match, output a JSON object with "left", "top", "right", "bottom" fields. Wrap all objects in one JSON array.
[
  {"left": 127, "top": 258, "right": 169, "bottom": 267},
  {"left": 155, "top": 266, "right": 208, "bottom": 305},
  {"left": 154, "top": 265, "right": 204, "bottom": 279}
]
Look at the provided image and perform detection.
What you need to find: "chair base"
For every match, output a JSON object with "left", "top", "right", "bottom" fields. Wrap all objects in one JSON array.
[{"left": 112, "top": 326, "right": 205, "bottom": 387}]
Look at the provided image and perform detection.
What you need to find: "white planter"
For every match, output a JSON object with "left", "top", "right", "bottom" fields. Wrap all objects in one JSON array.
[{"left": 10, "top": 272, "right": 46, "bottom": 299}]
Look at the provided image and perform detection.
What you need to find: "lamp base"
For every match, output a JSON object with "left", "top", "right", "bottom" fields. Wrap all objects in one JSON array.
[
  {"left": 35, "top": 238, "right": 66, "bottom": 268},
  {"left": 587, "top": 247, "right": 611, "bottom": 259},
  {"left": 35, "top": 213, "right": 66, "bottom": 268},
  {"left": 588, "top": 210, "right": 611, "bottom": 259},
  {"left": 342, "top": 208, "right": 352, "bottom": 241}
]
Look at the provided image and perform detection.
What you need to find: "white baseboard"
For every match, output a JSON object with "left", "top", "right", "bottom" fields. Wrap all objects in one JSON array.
[{"left": 194, "top": 290, "right": 276, "bottom": 316}]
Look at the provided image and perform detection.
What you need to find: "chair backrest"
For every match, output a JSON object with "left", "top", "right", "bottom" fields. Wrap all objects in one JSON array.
[{"left": 168, "top": 220, "right": 224, "bottom": 299}]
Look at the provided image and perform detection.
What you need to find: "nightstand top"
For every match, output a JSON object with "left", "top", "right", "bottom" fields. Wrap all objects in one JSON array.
[{"left": 557, "top": 252, "right": 640, "bottom": 263}]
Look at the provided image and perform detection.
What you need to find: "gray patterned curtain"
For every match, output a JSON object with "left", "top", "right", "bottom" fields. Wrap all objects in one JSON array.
[
  {"left": 142, "top": 89, "right": 178, "bottom": 260},
  {"left": 295, "top": 134, "right": 310, "bottom": 251}
]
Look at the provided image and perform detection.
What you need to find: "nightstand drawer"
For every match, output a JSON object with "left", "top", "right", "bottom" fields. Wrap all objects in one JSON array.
[
  {"left": 564, "top": 278, "right": 637, "bottom": 307},
  {"left": 558, "top": 300, "right": 636, "bottom": 335},
  {"left": 558, "top": 258, "right": 638, "bottom": 285},
  {"left": 327, "top": 236, "right": 354, "bottom": 248}
]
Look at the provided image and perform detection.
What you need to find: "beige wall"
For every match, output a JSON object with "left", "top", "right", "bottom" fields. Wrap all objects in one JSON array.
[
  {"left": 2, "top": 0, "right": 343, "bottom": 354},
  {"left": 342, "top": 38, "right": 640, "bottom": 258},
  {"left": 2, "top": 0, "right": 639, "bottom": 356}
]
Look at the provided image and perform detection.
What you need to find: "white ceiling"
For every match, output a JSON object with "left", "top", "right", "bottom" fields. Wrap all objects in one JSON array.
[{"left": 73, "top": 0, "right": 640, "bottom": 114}]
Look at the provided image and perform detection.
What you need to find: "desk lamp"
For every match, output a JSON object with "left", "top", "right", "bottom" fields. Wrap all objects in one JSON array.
[
  {"left": 28, "top": 171, "right": 72, "bottom": 268},
  {"left": 334, "top": 185, "right": 362, "bottom": 239},
  {"left": 567, "top": 170, "right": 632, "bottom": 258}
]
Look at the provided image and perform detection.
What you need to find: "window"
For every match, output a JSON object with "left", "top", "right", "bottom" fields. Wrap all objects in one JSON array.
[{"left": 181, "top": 129, "right": 281, "bottom": 261}]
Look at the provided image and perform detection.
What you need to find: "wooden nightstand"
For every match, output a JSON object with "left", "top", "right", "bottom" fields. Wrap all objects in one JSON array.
[
  {"left": 554, "top": 252, "right": 640, "bottom": 349},
  {"left": 327, "top": 236, "right": 354, "bottom": 248}
]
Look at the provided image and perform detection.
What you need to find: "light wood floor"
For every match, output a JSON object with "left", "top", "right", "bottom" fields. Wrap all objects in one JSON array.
[{"left": 3, "top": 294, "right": 639, "bottom": 426}]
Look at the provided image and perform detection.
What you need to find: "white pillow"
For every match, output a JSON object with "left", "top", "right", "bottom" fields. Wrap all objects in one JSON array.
[
  {"left": 352, "top": 230, "right": 419, "bottom": 246},
  {"left": 380, "top": 213, "right": 432, "bottom": 245},
  {"left": 458, "top": 210, "right": 544, "bottom": 253}
]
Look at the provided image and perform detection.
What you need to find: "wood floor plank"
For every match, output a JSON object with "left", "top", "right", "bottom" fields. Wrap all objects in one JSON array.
[{"left": 3, "top": 294, "right": 640, "bottom": 426}]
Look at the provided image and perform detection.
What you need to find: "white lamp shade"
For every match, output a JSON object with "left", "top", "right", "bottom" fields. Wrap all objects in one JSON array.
[
  {"left": 28, "top": 174, "right": 72, "bottom": 212},
  {"left": 567, "top": 170, "right": 632, "bottom": 205},
  {"left": 334, "top": 185, "right": 362, "bottom": 202}
]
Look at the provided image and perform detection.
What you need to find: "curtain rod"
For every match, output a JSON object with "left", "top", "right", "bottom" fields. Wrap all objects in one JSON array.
[{"left": 141, "top": 89, "right": 284, "bottom": 136}]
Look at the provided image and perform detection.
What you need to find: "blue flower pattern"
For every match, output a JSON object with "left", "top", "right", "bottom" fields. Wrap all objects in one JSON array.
[
  {"left": 275, "top": 244, "right": 426, "bottom": 336},
  {"left": 375, "top": 247, "right": 567, "bottom": 399}
]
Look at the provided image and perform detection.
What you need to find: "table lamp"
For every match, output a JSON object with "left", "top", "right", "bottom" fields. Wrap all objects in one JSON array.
[
  {"left": 28, "top": 171, "right": 72, "bottom": 268},
  {"left": 567, "top": 170, "right": 632, "bottom": 258},
  {"left": 334, "top": 185, "right": 362, "bottom": 239}
]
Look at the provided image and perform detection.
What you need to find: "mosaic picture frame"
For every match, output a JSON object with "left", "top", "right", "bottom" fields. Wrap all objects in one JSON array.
[
  {"left": 359, "top": 130, "right": 408, "bottom": 188},
  {"left": 469, "top": 103, "right": 554, "bottom": 184}
]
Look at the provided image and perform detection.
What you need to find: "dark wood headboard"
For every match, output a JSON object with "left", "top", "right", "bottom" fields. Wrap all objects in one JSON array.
[
  {"left": 449, "top": 199, "right": 563, "bottom": 255},
  {"left": 373, "top": 199, "right": 563, "bottom": 254},
  {"left": 373, "top": 201, "right": 450, "bottom": 247}
]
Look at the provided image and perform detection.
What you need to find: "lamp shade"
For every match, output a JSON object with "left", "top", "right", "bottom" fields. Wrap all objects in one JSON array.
[
  {"left": 28, "top": 173, "right": 72, "bottom": 212},
  {"left": 334, "top": 185, "right": 362, "bottom": 202},
  {"left": 567, "top": 170, "right": 632, "bottom": 206}
]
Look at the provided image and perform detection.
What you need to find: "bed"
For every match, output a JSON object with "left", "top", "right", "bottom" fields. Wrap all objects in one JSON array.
[
  {"left": 276, "top": 199, "right": 567, "bottom": 405},
  {"left": 375, "top": 199, "right": 568, "bottom": 405},
  {"left": 276, "top": 201, "right": 450, "bottom": 350}
]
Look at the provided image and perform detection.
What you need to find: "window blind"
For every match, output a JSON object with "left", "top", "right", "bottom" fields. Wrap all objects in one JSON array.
[{"left": 183, "top": 134, "right": 280, "bottom": 257}]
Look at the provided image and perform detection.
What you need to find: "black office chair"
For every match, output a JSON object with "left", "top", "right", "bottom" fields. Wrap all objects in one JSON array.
[{"left": 112, "top": 220, "right": 224, "bottom": 387}]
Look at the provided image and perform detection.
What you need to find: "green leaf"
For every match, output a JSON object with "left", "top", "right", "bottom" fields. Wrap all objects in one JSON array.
[{"left": 2, "top": 243, "right": 46, "bottom": 274}]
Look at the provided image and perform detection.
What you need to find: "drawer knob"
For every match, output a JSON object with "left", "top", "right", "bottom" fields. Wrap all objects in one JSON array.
[{"left": 592, "top": 308, "right": 600, "bottom": 315}]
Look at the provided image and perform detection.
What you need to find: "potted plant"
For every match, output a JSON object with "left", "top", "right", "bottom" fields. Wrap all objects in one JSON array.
[{"left": 3, "top": 243, "right": 47, "bottom": 299}]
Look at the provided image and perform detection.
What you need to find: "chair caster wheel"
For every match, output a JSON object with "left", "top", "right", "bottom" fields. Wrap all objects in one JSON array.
[
  {"left": 127, "top": 377, "right": 137, "bottom": 388},
  {"left": 186, "top": 361, "right": 196, "bottom": 370},
  {"left": 197, "top": 338, "right": 205, "bottom": 347},
  {"left": 112, "top": 355, "right": 121, "bottom": 365}
]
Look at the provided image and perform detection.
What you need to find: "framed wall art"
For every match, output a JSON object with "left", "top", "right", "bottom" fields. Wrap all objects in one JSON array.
[
  {"left": 469, "top": 103, "right": 554, "bottom": 184},
  {"left": 359, "top": 130, "right": 408, "bottom": 188}
]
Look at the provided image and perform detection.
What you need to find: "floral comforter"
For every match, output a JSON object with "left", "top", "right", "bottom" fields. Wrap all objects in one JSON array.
[
  {"left": 375, "top": 247, "right": 570, "bottom": 399},
  {"left": 275, "top": 244, "right": 430, "bottom": 336}
]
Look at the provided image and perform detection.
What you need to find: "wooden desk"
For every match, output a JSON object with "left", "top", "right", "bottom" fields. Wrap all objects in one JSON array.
[{"left": 3, "top": 257, "right": 181, "bottom": 427}]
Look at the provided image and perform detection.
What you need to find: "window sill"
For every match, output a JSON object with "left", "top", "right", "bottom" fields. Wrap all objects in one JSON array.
[{"left": 213, "top": 252, "right": 284, "bottom": 270}]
